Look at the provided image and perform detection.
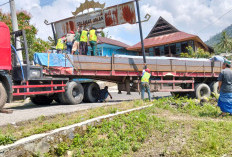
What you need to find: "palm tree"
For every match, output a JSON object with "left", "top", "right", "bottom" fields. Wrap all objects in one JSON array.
[{"left": 217, "top": 31, "right": 232, "bottom": 54}]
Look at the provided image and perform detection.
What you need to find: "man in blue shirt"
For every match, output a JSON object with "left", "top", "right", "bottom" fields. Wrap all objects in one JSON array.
[{"left": 98, "top": 86, "right": 112, "bottom": 102}]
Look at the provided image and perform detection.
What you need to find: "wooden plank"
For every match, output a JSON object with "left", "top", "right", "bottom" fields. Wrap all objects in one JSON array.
[
  {"left": 73, "top": 62, "right": 111, "bottom": 70},
  {"left": 73, "top": 55, "right": 111, "bottom": 63},
  {"left": 73, "top": 55, "right": 222, "bottom": 73}
]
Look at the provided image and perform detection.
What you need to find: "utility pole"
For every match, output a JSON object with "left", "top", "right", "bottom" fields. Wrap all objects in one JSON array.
[
  {"left": 135, "top": 0, "right": 146, "bottom": 67},
  {"left": 10, "top": 0, "right": 23, "bottom": 65}
]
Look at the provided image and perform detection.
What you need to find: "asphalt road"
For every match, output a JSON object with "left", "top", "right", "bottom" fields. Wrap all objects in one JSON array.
[{"left": 0, "top": 91, "right": 170, "bottom": 126}]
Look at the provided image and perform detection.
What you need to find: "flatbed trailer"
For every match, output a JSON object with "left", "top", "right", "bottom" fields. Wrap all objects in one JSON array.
[{"left": 38, "top": 54, "right": 221, "bottom": 100}]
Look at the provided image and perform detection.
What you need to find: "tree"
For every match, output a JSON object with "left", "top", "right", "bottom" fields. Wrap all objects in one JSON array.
[
  {"left": 180, "top": 46, "right": 212, "bottom": 58},
  {"left": 216, "top": 31, "right": 232, "bottom": 54},
  {"left": 0, "top": 9, "right": 51, "bottom": 60}
]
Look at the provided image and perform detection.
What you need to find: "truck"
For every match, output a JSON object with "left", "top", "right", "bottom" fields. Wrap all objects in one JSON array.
[{"left": 0, "top": 21, "right": 221, "bottom": 111}]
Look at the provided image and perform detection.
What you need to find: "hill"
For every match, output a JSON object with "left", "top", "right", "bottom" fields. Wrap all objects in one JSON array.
[{"left": 205, "top": 24, "right": 232, "bottom": 46}]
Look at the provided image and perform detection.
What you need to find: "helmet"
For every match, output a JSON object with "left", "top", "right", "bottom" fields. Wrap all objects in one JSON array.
[
  {"left": 69, "top": 31, "right": 75, "bottom": 34},
  {"left": 145, "top": 68, "right": 150, "bottom": 73}
]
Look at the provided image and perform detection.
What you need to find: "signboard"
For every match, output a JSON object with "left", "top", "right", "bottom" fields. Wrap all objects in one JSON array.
[{"left": 53, "top": 1, "right": 136, "bottom": 38}]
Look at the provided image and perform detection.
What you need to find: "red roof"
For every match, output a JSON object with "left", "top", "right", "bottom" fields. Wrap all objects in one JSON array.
[
  {"left": 97, "top": 36, "right": 130, "bottom": 48},
  {"left": 127, "top": 32, "right": 207, "bottom": 51}
]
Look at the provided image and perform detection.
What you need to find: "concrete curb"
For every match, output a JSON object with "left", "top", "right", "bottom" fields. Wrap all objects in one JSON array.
[{"left": 0, "top": 104, "right": 153, "bottom": 157}]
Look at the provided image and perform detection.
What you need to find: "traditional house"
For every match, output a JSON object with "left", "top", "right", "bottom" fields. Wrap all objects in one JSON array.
[
  {"left": 127, "top": 16, "right": 213, "bottom": 56},
  {"left": 88, "top": 36, "right": 138, "bottom": 56}
]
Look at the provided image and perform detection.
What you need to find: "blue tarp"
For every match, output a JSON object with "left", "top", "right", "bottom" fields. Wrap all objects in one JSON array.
[
  {"left": 210, "top": 55, "right": 225, "bottom": 62},
  {"left": 34, "top": 53, "right": 73, "bottom": 67}
]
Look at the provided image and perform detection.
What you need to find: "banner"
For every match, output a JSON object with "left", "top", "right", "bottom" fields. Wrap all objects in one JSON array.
[{"left": 53, "top": 1, "right": 136, "bottom": 38}]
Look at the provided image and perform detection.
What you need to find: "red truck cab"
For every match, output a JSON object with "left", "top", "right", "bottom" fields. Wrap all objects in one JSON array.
[{"left": 0, "top": 22, "right": 12, "bottom": 70}]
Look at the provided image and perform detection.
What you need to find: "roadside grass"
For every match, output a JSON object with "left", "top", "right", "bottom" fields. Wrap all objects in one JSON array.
[
  {"left": 1, "top": 95, "right": 232, "bottom": 156},
  {"left": 174, "top": 120, "right": 232, "bottom": 156},
  {"left": 44, "top": 99, "right": 232, "bottom": 157},
  {"left": 154, "top": 96, "right": 224, "bottom": 118},
  {"left": 47, "top": 106, "right": 168, "bottom": 156},
  {"left": 0, "top": 100, "right": 148, "bottom": 145}
]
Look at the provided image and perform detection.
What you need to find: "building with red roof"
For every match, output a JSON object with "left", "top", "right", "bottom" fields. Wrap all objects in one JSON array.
[{"left": 127, "top": 17, "right": 212, "bottom": 57}]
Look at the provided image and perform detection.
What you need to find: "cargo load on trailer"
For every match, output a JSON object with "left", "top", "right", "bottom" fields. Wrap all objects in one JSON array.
[{"left": 34, "top": 52, "right": 223, "bottom": 100}]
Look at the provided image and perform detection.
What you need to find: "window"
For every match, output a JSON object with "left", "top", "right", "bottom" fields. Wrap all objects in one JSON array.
[
  {"left": 170, "top": 44, "right": 176, "bottom": 55},
  {"left": 154, "top": 47, "right": 160, "bottom": 56},
  {"left": 164, "top": 45, "right": 169, "bottom": 55},
  {"left": 149, "top": 48, "right": 154, "bottom": 56},
  {"left": 181, "top": 42, "right": 188, "bottom": 53},
  {"left": 145, "top": 49, "right": 150, "bottom": 56},
  {"left": 176, "top": 43, "right": 181, "bottom": 54},
  {"left": 160, "top": 46, "right": 164, "bottom": 56}
]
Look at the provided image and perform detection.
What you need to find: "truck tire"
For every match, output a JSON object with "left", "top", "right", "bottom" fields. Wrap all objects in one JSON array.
[
  {"left": 0, "top": 82, "right": 7, "bottom": 110},
  {"left": 64, "top": 82, "right": 84, "bottom": 105},
  {"left": 84, "top": 82, "right": 100, "bottom": 103},
  {"left": 209, "top": 81, "right": 219, "bottom": 95},
  {"left": 195, "top": 83, "right": 211, "bottom": 99},
  {"left": 31, "top": 95, "right": 53, "bottom": 105}
]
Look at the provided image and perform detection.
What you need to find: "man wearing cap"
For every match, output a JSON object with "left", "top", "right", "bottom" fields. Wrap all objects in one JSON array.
[
  {"left": 66, "top": 31, "right": 75, "bottom": 54},
  {"left": 217, "top": 59, "right": 232, "bottom": 117},
  {"left": 141, "top": 65, "right": 151, "bottom": 101}
]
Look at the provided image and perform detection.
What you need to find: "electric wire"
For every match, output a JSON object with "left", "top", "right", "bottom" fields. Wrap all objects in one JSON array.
[
  {"left": 197, "top": 6, "right": 232, "bottom": 34},
  {"left": 0, "top": 0, "right": 10, "bottom": 7}
]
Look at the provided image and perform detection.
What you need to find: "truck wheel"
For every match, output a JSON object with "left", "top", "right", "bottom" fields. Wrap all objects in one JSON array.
[
  {"left": 64, "top": 82, "right": 84, "bottom": 105},
  {"left": 84, "top": 82, "right": 100, "bottom": 103},
  {"left": 209, "top": 82, "right": 219, "bottom": 95},
  {"left": 195, "top": 83, "right": 211, "bottom": 99},
  {"left": 0, "top": 82, "right": 7, "bottom": 110},
  {"left": 31, "top": 95, "right": 53, "bottom": 105}
]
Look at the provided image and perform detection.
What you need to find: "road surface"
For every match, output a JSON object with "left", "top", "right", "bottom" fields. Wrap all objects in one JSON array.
[{"left": 0, "top": 91, "right": 170, "bottom": 126}]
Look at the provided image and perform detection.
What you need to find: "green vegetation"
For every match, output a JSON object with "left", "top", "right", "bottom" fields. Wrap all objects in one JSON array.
[
  {"left": 0, "top": 100, "right": 147, "bottom": 145},
  {"left": 0, "top": 134, "right": 15, "bottom": 145},
  {"left": 48, "top": 106, "right": 165, "bottom": 156},
  {"left": 206, "top": 24, "right": 232, "bottom": 47},
  {"left": 180, "top": 46, "right": 212, "bottom": 58},
  {"left": 42, "top": 96, "right": 231, "bottom": 156},
  {"left": 1, "top": 96, "right": 232, "bottom": 156},
  {"left": 206, "top": 29, "right": 232, "bottom": 55},
  {"left": 154, "top": 96, "right": 221, "bottom": 118}
]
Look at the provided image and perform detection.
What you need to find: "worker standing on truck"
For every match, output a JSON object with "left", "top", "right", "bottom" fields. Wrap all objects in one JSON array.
[
  {"left": 72, "top": 26, "right": 81, "bottom": 55},
  {"left": 66, "top": 31, "right": 75, "bottom": 54},
  {"left": 79, "top": 26, "right": 88, "bottom": 55},
  {"left": 141, "top": 66, "right": 151, "bottom": 101},
  {"left": 217, "top": 59, "right": 232, "bottom": 117},
  {"left": 89, "top": 27, "right": 101, "bottom": 56},
  {"left": 56, "top": 35, "right": 66, "bottom": 53}
]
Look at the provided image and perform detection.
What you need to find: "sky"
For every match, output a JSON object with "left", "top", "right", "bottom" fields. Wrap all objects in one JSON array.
[{"left": 1, "top": 0, "right": 232, "bottom": 46}]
